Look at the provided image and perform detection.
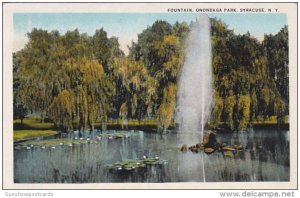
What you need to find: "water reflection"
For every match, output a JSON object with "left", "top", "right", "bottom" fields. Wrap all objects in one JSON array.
[{"left": 14, "top": 129, "right": 289, "bottom": 183}]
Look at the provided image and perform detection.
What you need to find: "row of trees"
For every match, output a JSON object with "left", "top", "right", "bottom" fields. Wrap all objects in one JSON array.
[
  {"left": 13, "top": 18, "right": 289, "bottom": 132},
  {"left": 210, "top": 19, "right": 288, "bottom": 129},
  {"left": 14, "top": 29, "right": 122, "bottom": 130}
]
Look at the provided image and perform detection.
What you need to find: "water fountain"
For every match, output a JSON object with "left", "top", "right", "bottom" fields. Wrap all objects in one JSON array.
[
  {"left": 176, "top": 14, "right": 213, "bottom": 182},
  {"left": 13, "top": 14, "right": 290, "bottom": 184}
]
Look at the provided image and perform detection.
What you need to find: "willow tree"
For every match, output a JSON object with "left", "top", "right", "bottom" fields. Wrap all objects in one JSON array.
[
  {"left": 223, "top": 91, "right": 236, "bottom": 130},
  {"left": 263, "top": 26, "right": 289, "bottom": 102},
  {"left": 237, "top": 95, "right": 251, "bottom": 130},
  {"left": 158, "top": 83, "right": 177, "bottom": 132},
  {"left": 119, "top": 102, "right": 128, "bottom": 129},
  {"left": 127, "top": 59, "right": 153, "bottom": 119},
  {"left": 14, "top": 19, "right": 289, "bottom": 132},
  {"left": 259, "top": 87, "right": 276, "bottom": 118},
  {"left": 13, "top": 51, "right": 27, "bottom": 124},
  {"left": 112, "top": 57, "right": 157, "bottom": 121},
  {"left": 274, "top": 97, "right": 286, "bottom": 125},
  {"left": 153, "top": 34, "right": 184, "bottom": 82},
  {"left": 50, "top": 90, "right": 73, "bottom": 131},
  {"left": 210, "top": 91, "right": 223, "bottom": 127},
  {"left": 63, "top": 57, "right": 114, "bottom": 131},
  {"left": 128, "top": 21, "right": 188, "bottom": 127},
  {"left": 17, "top": 29, "right": 64, "bottom": 122},
  {"left": 250, "top": 90, "right": 258, "bottom": 122},
  {"left": 73, "top": 85, "right": 89, "bottom": 131}
]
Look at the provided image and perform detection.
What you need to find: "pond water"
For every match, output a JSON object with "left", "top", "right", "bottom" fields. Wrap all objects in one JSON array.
[{"left": 14, "top": 129, "right": 289, "bottom": 183}]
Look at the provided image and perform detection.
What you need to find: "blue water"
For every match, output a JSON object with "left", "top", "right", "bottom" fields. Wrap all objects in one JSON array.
[{"left": 14, "top": 129, "right": 289, "bottom": 183}]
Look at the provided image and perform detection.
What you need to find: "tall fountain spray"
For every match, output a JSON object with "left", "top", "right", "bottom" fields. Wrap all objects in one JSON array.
[{"left": 176, "top": 15, "right": 213, "bottom": 182}]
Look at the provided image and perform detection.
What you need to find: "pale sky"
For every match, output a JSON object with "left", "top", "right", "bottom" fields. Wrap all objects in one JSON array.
[{"left": 13, "top": 13, "right": 287, "bottom": 54}]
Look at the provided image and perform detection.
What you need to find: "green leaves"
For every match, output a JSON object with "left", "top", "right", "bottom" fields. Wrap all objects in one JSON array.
[
  {"left": 50, "top": 90, "right": 73, "bottom": 130},
  {"left": 15, "top": 28, "right": 122, "bottom": 131},
  {"left": 13, "top": 18, "right": 289, "bottom": 132},
  {"left": 158, "top": 83, "right": 177, "bottom": 130},
  {"left": 263, "top": 26, "right": 289, "bottom": 103},
  {"left": 210, "top": 19, "right": 288, "bottom": 130},
  {"left": 128, "top": 21, "right": 188, "bottom": 129}
]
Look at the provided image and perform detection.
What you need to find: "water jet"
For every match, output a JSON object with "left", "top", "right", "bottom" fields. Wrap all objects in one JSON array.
[{"left": 176, "top": 14, "right": 213, "bottom": 182}]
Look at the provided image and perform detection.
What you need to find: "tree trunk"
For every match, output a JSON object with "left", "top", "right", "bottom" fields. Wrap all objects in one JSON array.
[
  {"left": 40, "top": 112, "right": 45, "bottom": 123},
  {"left": 101, "top": 115, "right": 107, "bottom": 131},
  {"left": 120, "top": 116, "right": 124, "bottom": 129}
]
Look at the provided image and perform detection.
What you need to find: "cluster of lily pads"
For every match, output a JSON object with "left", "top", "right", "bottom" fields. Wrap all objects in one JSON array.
[
  {"left": 106, "top": 157, "right": 168, "bottom": 171},
  {"left": 97, "top": 133, "right": 133, "bottom": 139},
  {"left": 14, "top": 132, "right": 135, "bottom": 150},
  {"left": 14, "top": 138, "right": 95, "bottom": 150}
]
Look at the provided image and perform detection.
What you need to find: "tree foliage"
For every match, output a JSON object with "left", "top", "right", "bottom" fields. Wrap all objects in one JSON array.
[
  {"left": 15, "top": 29, "right": 118, "bottom": 131},
  {"left": 13, "top": 18, "right": 289, "bottom": 132},
  {"left": 210, "top": 18, "right": 288, "bottom": 130}
]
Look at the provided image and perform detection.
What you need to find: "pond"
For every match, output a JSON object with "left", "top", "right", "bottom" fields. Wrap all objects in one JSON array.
[{"left": 14, "top": 129, "right": 289, "bottom": 183}]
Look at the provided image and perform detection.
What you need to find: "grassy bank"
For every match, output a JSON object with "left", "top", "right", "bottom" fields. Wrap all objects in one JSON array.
[
  {"left": 251, "top": 116, "right": 289, "bottom": 129},
  {"left": 14, "top": 117, "right": 56, "bottom": 130},
  {"left": 14, "top": 117, "right": 58, "bottom": 141},
  {"left": 13, "top": 115, "right": 289, "bottom": 141},
  {"left": 14, "top": 130, "right": 58, "bottom": 141}
]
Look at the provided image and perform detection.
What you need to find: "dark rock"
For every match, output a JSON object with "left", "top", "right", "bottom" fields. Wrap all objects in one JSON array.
[
  {"left": 191, "top": 147, "right": 198, "bottom": 153},
  {"left": 179, "top": 132, "right": 246, "bottom": 157},
  {"left": 202, "top": 131, "right": 217, "bottom": 148},
  {"left": 180, "top": 144, "right": 188, "bottom": 152},
  {"left": 186, "top": 144, "right": 200, "bottom": 153},
  {"left": 188, "top": 145, "right": 197, "bottom": 151},
  {"left": 196, "top": 143, "right": 204, "bottom": 150}
]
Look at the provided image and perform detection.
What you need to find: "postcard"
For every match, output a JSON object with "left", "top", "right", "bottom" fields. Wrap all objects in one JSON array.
[{"left": 2, "top": 2, "right": 297, "bottom": 190}]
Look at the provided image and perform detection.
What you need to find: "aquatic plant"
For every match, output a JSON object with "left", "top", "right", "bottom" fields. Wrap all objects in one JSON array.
[{"left": 106, "top": 157, "right": 168, "bottom": 171}]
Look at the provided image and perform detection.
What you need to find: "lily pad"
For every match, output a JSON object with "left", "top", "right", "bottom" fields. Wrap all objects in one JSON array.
[
  {"left": 14, "top": 146, "right": 22, "bottom": 150},
  {"left": 16, "top": 138, "right": 93, "bottom": 149},
  {"left": 138, "top": 163, "right": 146, "bottom": 168},
  {"left": 106, "top": 157, "right": 167, "bottom": 171},
  {"left": 145, "top": 161, "right": 158, "bottom": 165}
]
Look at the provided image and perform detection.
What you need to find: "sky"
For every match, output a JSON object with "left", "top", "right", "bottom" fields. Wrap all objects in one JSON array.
[{"left": 13, "top": 13, "right": 287, "bottom": 54}]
